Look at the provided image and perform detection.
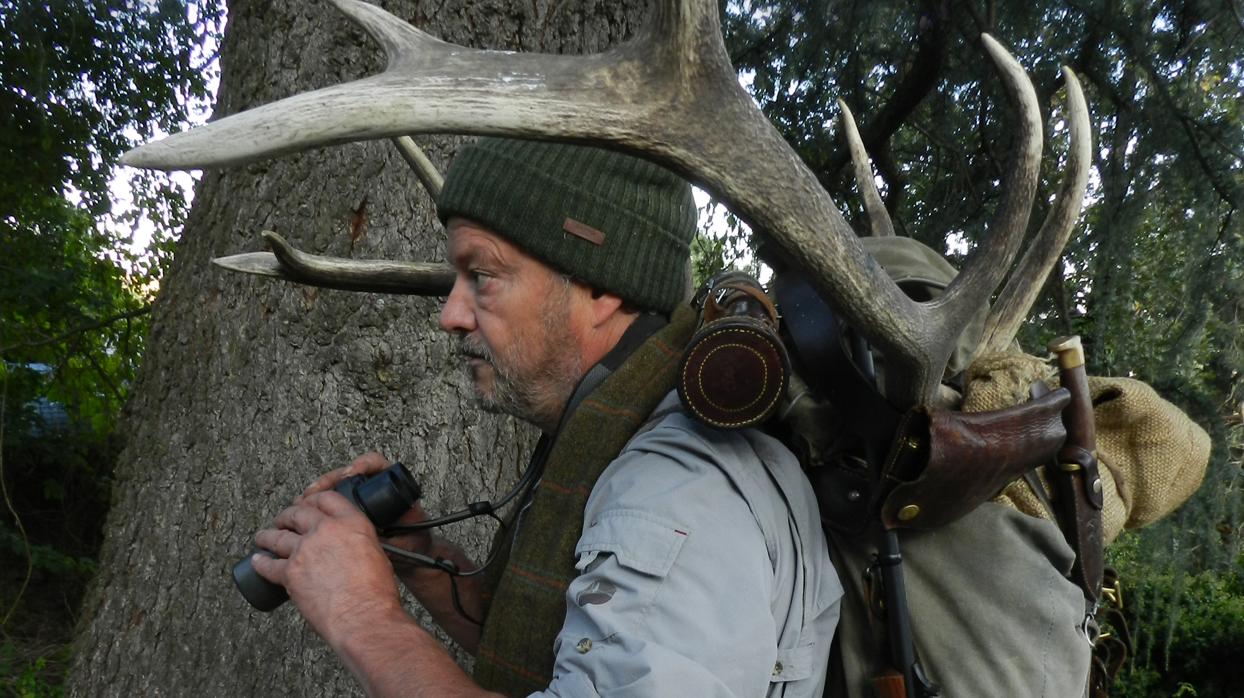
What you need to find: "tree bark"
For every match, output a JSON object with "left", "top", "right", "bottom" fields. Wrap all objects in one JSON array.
[{"left": 66, "top": 1, "right": 644, "bottom": 695}]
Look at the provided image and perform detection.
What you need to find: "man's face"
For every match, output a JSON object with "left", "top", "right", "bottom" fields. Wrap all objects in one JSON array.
[{"left": 439, "top": 218, "right": 589, "bottom": 432}]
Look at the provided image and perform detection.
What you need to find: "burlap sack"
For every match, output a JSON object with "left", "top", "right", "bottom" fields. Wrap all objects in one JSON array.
[{"left": 963, "top": 351, "right": 1211, "bottom": 543}]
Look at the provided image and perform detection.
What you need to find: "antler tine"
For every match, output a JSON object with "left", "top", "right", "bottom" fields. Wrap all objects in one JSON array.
[
  {"left": 838, "top": 99, "right": 896, "bottom": 238},
  {"left": 980, "top": 67, "right": 1092, "bottom": 353},
  {"left": 122, "top": 1, "right": 1075, "bottom": 407},
  {"left": 392, "top": 136, "right": 444, "bottom": 198},
  {"left": 210, "top": 231, "right": 454, "bottom": 295},
  {"left": 934, "top": 34, "right": 1043, "bottom": 343},
  {"left": 263, "top": 231, "right": 453, "bottom": 294},
  {"left": 330, "top": 0, "right": 451, "bottom": 70},
  {"left": 118, "top": 0, "right": 723, "bottom": 172}
]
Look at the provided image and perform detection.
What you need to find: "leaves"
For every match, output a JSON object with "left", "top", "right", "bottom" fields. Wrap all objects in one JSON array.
[
  {"left": 1, "top": 0, "right": 222, "bottom": 434},
  {"left": 0, "top": 0, "right": 221, "bottom": 688}
]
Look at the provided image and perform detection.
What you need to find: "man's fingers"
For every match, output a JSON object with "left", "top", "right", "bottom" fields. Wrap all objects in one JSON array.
[
  {"left": 347, "top": 451, "right": 391, "bottom": 474},
  {"left": 273, "top": 501, "right": 327, "bottom": 534},
  {"left": 299, "top": 452, "right": 391, "bottom": 499},
  {"left": 255, "top": 527, "right": 301, "bottom": 558},
  {"left": 305, "top": 490, "right": 362, "bottom": 518},
  {"left": 249, "top": 550, "right": 287, "bottom": 586},
  {"left": 252, "top": 491, "right": 371, "bottom": 587},
  {"left": 299, "top": 467, "right": 351, "bottom": 500}
]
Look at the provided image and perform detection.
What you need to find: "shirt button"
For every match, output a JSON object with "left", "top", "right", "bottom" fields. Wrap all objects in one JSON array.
[
  {"left": 772, "top": 661, "right": 783, "bottom": 677},
  {"left": 576, "top": 638, "right": 593, "bottom": 654}
]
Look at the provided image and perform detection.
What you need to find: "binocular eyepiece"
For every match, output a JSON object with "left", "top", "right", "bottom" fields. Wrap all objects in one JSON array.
[{"left": 233, "top": 462, "right": 422, "bottom": 612}]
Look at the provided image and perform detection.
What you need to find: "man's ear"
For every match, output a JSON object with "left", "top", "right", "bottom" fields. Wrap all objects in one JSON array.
[{"left": 584, "top": 286, "right": 631, "bottom": 328}]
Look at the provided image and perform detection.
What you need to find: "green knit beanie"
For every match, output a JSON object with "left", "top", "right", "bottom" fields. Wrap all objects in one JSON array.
[{"left": 436, "top": 138, "right": 697, "bottom": 313}]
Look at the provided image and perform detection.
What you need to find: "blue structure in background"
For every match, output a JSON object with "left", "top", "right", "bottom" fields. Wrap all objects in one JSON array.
[{"left": 8, "top": 362, "right": 73, "bottom": 436}]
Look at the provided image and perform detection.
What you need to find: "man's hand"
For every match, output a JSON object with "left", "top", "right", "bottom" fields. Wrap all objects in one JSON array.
[
  {"left": 251, "top": 489, "right": 500, "bottom": 698},
  {"left": 252, "top": 490, "right": 402, "bottom": 648},
  {"left": 290, "top": 453, "right": 486, "bottom": 652},
  {"left": 300, "top": 452, "right": 433, "bottom": 556},
  {"left": 299, "top": 451, "right": 391, "bottom": 498},
  {"left": 250, "top": 458, "right": 502, "bottom": 698}
]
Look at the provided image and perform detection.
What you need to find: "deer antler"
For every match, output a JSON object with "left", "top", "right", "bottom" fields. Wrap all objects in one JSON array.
[
  {"left": 212, "top": 140, "right": 448, "bottom": 293},
  {"left": 391, "top": 136, "right": 443, "bottom": 198},
  {"left": 839, "top": 71, "right": 1091, "bottom": 357},
  {"left": 980, "top": 68, "right": 1092, "bottom": 353},
  {"left": 124, "top": 0, "right": 1088, "bottom": 409},
  {"left": 838, "top": 99, "right": 896, "bottom": 239},
  {"left": 212, "top": 231, "right": 453, "bottom": 295}
]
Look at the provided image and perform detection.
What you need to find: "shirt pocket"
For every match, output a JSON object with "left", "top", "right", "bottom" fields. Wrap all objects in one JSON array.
[
  {"left": 575, "top": 509, "right": 689, "bottom": 578},
  {"left": 565, "top": 509, "right": 690, "bottom": 643}
]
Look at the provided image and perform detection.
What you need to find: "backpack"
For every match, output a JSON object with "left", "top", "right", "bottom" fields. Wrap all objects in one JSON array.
[{"left": 677, "top": 236, "right": 1210, "bottom": 697}]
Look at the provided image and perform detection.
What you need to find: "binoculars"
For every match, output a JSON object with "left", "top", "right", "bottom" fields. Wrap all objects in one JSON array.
[{"left": 233, "top": 462, "right": 422, "bottom": 611}]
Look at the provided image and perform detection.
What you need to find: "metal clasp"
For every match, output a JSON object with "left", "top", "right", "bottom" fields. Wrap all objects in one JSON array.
[{"left": 1079, "top": 613, "right": 1101, "bottom": 647}]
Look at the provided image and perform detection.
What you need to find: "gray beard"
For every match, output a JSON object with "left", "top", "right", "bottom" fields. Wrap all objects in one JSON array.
[{"left": 457, "top": 301, "right": 583, "bottom": 433}]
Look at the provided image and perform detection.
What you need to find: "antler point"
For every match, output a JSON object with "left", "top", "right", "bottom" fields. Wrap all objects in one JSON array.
[{"left": 119, "top": 148, "right": 142, "bottom": 167}]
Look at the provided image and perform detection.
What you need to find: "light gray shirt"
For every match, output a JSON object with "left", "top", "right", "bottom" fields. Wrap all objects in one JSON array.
[{"left": 531, "top": 394, "right": 842, "bottom": 697}]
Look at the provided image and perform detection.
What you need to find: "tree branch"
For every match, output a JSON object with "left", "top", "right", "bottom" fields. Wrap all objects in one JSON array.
[
  {"left": 83, "top": 347, "right": 125, "bottom": 405},
  {"left": 963, "top": 0, "right": 989, "bottom": 34},
  {"left": 816, "top": 0, "right": 950, "bottom": 192},
  {"left": 1071, "top": 0, "right": 1243, "bottom": 207},
  {"left": 1052, "top": 256, "right": 1076, "bottom": 336},
  {"left": 0, "top": 306, "right": 152, "bottom": 354},
  {"left": 726, "top": 10, "right": 793, "bottom": 67}
]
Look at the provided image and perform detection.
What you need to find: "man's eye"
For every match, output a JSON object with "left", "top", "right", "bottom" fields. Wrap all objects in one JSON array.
[{"left": 470, "top": 270, "right": 493, "bottom": 288}]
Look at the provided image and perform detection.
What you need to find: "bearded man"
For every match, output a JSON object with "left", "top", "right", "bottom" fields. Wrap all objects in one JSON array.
[{"left": 250, "top": 138, "right": 841, "bottom": 697}]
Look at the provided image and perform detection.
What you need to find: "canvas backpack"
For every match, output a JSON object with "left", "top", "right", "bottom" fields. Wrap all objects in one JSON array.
[{"left": 679, "top": 235, "right": 1210, "bottom": 697}]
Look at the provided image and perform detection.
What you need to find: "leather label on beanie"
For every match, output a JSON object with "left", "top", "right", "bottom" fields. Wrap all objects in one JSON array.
[{"left": 563, "top": 217, "right": 606, "bottom": 246}]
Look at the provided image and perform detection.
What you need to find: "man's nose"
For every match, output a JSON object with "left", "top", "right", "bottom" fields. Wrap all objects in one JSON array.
[{"left": 438, "top": 276, "right": 476, "bottom": 335}]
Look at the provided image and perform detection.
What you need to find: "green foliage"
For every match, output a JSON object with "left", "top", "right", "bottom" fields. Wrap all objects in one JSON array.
[
  {"left": 1, "top": 0, "right": 218, "bottom": 220},
  {"left": 1, "top": 0, "right": 223, "bottom": 429},
  {"left": 1108, "top": 538, "right": 1244, "bottom": 697},
  {"left": 0, "top": 0, "right": 221, "bottom": 692},
  {"left": 0, "top": 527, "right": 99, "bottom": 582},
  {"left": 0, "top": 392, "right": 117, "bottom": 581},
  {"left": 692, "top": 198, "right": 766, "bottom": 288},
  {"left": 1, "top": 641, "right": 70, "bottom": 697},
  {"left": 2, "top": 207, "right": 150, "bottom": 436}
]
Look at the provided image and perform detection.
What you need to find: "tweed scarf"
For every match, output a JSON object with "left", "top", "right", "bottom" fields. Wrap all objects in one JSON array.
[{"left": 473, "top": 306, "right": 697, "bottom": 695}]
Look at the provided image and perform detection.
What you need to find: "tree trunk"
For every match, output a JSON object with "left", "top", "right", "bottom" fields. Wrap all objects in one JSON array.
[{"left": 67, "top": 1, "right": 644, "bottom": 695}]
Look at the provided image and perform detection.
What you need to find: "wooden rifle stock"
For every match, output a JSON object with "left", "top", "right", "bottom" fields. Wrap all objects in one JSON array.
[{"left": 872, "top": 670, "right": 907, "bottom": 698}]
